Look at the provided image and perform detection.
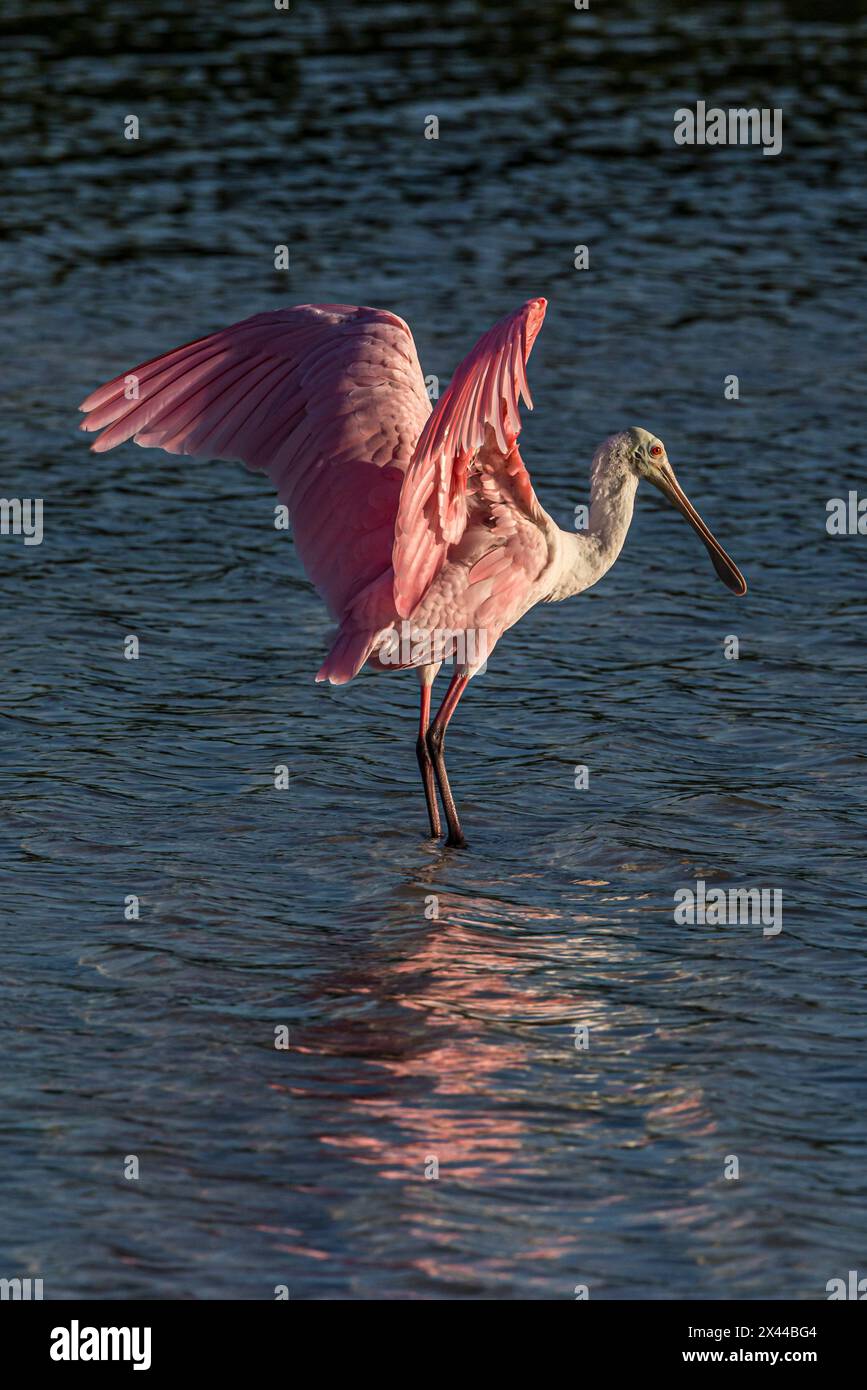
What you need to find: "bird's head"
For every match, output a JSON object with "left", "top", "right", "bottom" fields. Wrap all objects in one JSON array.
[{"left": 623, "top": 426, "right": 747, "bottom": 595}]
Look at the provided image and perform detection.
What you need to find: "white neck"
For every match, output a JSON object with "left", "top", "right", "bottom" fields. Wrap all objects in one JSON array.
[{"left": 545, "top": 437, "right": 640, "bottom": 602}]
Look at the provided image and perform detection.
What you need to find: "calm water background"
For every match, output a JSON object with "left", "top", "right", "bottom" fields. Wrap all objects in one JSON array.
[{"left": 1, "top": 0, "right": 865, "bottom": 1299}]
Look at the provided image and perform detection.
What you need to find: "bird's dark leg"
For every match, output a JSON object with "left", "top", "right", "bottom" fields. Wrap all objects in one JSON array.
[
  {"left": 416, "top": 673, "right": 441, "bottom": 838},
  {"left": 427, "top": 671, "right": 470, "bottom": 848}
]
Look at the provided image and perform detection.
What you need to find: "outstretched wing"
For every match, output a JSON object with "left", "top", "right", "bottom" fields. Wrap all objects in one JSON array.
[
  {"left": 79, "top": 304, "right": 431, "bottom": 621},
  {"left": 392, "top": 297, "right": 547, "bottom": 619}
]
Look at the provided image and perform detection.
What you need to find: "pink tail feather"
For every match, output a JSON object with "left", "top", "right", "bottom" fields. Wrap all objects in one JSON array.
[{"left": 316, "top": 626, "right": 383, "bottom": 685}]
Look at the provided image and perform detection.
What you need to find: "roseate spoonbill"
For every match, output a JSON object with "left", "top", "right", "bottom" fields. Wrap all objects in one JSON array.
[{"left": 79, "top": 298, "right": 746, "bottom": 847}]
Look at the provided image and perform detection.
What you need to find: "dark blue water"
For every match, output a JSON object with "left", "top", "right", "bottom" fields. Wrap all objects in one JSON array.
[{"left": 1, "top": 0, "right": 865, "bottom": 1299}]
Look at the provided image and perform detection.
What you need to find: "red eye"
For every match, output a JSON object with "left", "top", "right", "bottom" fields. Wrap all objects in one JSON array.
[{"left": 650, "top": 444, "right": 663, "bottom": 457}]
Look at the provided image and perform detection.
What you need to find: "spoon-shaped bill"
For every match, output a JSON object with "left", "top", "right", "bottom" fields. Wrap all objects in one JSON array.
[{"left": 651, "top": 465, "right": 747, "bottom": 596}]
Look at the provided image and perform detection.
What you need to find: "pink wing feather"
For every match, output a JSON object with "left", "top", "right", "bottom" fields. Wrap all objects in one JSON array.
[
  {"left": 392, "top": 297, "right": 547, "bottom": 619},
  {"left": 79, "top": 304, "right": 431, "bottom": 626}
]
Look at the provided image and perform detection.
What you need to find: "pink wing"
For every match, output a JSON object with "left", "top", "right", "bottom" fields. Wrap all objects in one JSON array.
[
  {"left": 392, "top": 297, "right": 547, "bottom": 619},
  {"left": 79, "top": 304, "right": 431, "bottom": 623}
]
